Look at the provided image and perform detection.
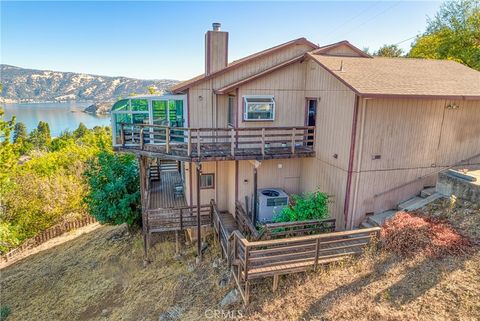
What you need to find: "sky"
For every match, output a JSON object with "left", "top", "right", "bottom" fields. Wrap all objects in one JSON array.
[{"left": 1, "top": 1, "right": 441, "bottom": 81}]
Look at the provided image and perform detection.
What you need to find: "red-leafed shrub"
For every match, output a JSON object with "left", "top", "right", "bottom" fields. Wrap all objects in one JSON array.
[{"left": 380, "top": 211, "right": 473, "bottom": 258}]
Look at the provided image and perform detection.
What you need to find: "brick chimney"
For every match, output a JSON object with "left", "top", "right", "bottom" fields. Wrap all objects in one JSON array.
[{"left": 205, "top": 23, "right": 228, "bottom": 75}]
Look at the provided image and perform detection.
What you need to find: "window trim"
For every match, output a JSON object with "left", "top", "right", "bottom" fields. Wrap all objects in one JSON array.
[
  {"left": 243, "top": 95, "right": 275, "bottom": 122},
  {"left": 200, "top": 173, "right": 215, "bottom": 189}
]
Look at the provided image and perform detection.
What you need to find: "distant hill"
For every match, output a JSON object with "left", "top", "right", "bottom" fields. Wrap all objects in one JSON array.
[{"left": 0, "top": 64, "right": 179, "bottom": 103}]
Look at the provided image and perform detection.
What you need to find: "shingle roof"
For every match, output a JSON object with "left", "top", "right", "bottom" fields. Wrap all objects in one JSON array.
[
  {"left": 171, "top": 37, "right": 318, "bottom": 93},
  {"left": 308, "top": 54, "right": 480, "bottom": 99}
]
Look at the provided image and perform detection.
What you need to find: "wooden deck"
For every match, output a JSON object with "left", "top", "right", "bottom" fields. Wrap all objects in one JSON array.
[
  {"left": 116, "top": 124, "right": 316, "bottom": 161},
  {"left": 148, "top": 171, "right": 186, "bottom": 209}
]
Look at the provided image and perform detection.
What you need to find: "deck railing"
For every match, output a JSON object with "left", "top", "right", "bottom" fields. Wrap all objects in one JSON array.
[
  {"left": 119, "top": 123, "right": 315, "bottom": 158},
  {"left": 146, "top": 205, "right": 212, "bottom": 233}
]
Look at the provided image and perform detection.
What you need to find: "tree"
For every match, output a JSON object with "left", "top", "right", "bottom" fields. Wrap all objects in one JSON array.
[
  {"left": 147, "top": 86, "right": 157, "bottom": 95},
  {"left": 84, "top": 152, "right": 141, "bottom": 227},
  {"left": 73, "top": 122, "right": 88, "bottom": 139},
  {"left": 0, "top": 108, "right": 17, "bottom": 197},
  {"left": 13, "top": 122, "right": 28, "bottom": 143},
  {"left": 29, "top": 121, "right": 51, "bottom": 150},
  {"left": 409, "top": 0, "right": 480, "bottom": 70},
  {"left": 374, "top": 44, "right": 404, "bottom": 57}
]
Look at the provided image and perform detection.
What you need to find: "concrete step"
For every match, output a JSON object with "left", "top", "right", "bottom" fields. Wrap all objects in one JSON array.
[
  {"left": 420, "top": 187, "right": 436, "bottom": 198},
  {"left": 398, "top": 196, "right": 424, "bottom": 210},
  {"left": 360, "top": 221, "right": 374, "bottom": 229},
  {"left": 367, "top": 210, "right": 397, "bottom": 226},
  {"left": 401, "top": 193, "right": 444, "bottom": 211}
]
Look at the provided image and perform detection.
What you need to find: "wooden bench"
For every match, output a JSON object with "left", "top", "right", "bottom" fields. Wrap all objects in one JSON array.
[
  {"left": 259, "top": 218, "right": 336, "bottom": 240},
  {"left": 229, "top": 227, "right": 381, "bottom": 304}
]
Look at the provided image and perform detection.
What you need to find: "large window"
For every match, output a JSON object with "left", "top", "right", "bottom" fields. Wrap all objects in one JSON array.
[
  {"left": 228, "top": 96, "right": 235, "bottom": 126},
  {"left": 243, "top": 96, "right": 275, "bottom": 121}
]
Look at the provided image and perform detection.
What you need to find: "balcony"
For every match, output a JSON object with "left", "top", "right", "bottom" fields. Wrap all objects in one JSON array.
[{"left": 115, "top": 124, "right": 316, "bottom": 161}]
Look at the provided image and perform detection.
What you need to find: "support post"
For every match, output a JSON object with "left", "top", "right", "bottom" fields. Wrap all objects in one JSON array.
[
  {"left": 139, "top": 156, "right": 150, "bottom": 264},
  {"left": 165, "top": 127, "right": 170, "bottom": 154},
  {"left": 120, "top": 123, "right": 125, "bottom": 147},
  {"left": 230, "top": 128, "right": 235, "bottom": 157},
  {"left": 291, "top": 128, "right": 296, "bottom": 154},
  {"left": 140, "top": 127, "right": 144, "bottom": 150},
  {"left": 187, "top": 130, "right": 192, "bottom": 156},
  {"left": 261, "top": 128, "right": 265, "bottom": 156},
  {"left": 253, "top": 166, "right": 258, "bottom": 224},
  {"left": 196, "top": 163, "right": 202, "bottom": 262},
  {"left": 197, "top": 129, "right": 201, "bottom": 158},
  {"left": 273, "top": 275, "right": 279, "bottom": 292}
]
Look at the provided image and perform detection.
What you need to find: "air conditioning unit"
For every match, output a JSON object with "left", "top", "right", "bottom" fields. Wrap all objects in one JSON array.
[{"left": 256, "top": 188, "right": 289, "bottom": 223}]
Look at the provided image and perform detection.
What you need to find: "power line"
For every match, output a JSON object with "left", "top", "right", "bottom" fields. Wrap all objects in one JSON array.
[
  {"left": 324, "top": 2, "right": 382, "bottom": 42},
  {"left": 339, "top": 1, "right": 403, "bottom": 38},
  {"left": 394, "top": 35, "right": 418, "bottom": 46}
]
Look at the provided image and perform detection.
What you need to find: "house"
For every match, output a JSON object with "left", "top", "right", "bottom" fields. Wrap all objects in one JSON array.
[{"left": 112, "top": 23, "right": 480, "bottom": 239}]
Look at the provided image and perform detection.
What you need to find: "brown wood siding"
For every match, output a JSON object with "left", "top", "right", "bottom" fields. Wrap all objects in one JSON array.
[
  {"left": 236, "top": 159, "right": 302, "bottom": 214},
  {"left": 237, "top": 62, "right": 307, "bottom": 128},
  {"left": 350, "top": 98, "right": 480, "bottom": 226}
]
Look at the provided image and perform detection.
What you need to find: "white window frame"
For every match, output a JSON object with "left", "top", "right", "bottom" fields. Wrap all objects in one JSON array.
[{"left": 243, "top": 95, "right": 275, "bottom": 121}]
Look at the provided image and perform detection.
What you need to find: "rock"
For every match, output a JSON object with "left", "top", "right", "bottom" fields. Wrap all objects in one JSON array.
[
  {"left": 101, "top": 309, "right": 109, "bottom": 316},
  {"left": 220, "top": 289, "right": 240, "bottom": 307},
  {"left": 84, "top": 102, "right": 113, "bottom": 115},
  {"left": 218, "top": 275, "right": 230, "bottom": 288},
  {"left": 158, "top": 306, "right": 183, "bottom": 321}
]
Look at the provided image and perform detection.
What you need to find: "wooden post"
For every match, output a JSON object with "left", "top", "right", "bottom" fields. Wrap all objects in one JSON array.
[
  {"left": 253, "top": 167, "right": 258, "bottom": 224},
  {"left": 230, "top": 128, "right": 235, "bottom": 156},
  {"left": 187, "top": 130, "right": 192, "bottom": 156},
  {"left": 197, "top": 129, "right": 201, "bottom": 158},
  {"left": 272, "top": 275, "right": 279, "bottom": 292},
  {"left": 120, "top": 123, "right": 125, "bottom": 147},
  {"left": 139, "top": 156, "right": 150, "bottom": 264},
  {"left": 313, "top": 237, "right": 321, "bottom": 271},
  {"left": 196, "top": 163, "right": 202, "bottom": 262},
  {"left": 140, "top": 127, "right": 144, "bottom": 150},
  {"left": 291, "top": 128, "right": 296, "bottom": 154},
  {"left": 261, "top": 128, "right": 265, "bottom": 156},
  {"left": 165, "top": 127, "right": 170, "bottom": 154},
  {"left": 180, "top": 208, "right": 183, "bottom": 231}
]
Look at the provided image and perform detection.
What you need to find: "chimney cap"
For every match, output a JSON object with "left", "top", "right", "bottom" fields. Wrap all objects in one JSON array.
[{"left": 212, "top": 22, "right": 221, "bottom": 31}]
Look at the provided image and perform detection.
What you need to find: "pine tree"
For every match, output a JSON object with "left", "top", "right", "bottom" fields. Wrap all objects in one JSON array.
[{"left": 13, "top": 122, "right": 28, "bottom": 143}]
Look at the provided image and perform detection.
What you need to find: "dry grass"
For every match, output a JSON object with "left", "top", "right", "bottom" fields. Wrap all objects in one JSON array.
[{"left": 1, "top": 198, "right": 479, "bottom": 321}]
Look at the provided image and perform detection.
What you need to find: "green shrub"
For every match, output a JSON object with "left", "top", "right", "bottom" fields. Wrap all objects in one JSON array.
[
  {"left": 274, "top": 190, "right": 330, "bottom": 222},
  {"left": 0, "top": 305, "right": 11, "bottom": 321},
  {"left": 84, "top": 152, "right": 141, "bottom": 227}
]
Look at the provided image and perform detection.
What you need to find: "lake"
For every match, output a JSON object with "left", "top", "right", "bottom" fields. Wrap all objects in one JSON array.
[{"left": 3, "top": 102, "right": 111, "bottom": 137}]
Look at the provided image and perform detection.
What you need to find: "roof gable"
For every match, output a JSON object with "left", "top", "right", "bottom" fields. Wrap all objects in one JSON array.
[
  {"left": 171, "top": 37, "right": 318, "bottom": 93},
  {"left": 312, "top": 41, "right": 371, "bottom": 58}
]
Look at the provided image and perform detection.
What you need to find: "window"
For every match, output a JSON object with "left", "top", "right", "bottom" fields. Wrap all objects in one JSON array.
[
  {"left": 243, "top": 96, "right": 275, "bottom": 121},
  {"left": 227, "top": 96, "right": 235, "bottom": 126},
  {"left": 200, "top": 173, "right": 215, "bottom": 189}
]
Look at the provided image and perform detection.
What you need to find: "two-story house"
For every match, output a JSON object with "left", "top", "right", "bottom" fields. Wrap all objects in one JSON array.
[{"left": 112, "top": 23, "right": 480, "bottom": 256}]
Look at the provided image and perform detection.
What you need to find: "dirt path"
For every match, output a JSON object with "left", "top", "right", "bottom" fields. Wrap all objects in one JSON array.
[{"left": 0, "top": 222, "right": 101, "bottom": 269}]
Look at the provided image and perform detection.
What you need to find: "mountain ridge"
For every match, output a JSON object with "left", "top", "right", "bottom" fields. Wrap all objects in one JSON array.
[{"left": 0, "top": 64, "right": 179, "bottom": 103}]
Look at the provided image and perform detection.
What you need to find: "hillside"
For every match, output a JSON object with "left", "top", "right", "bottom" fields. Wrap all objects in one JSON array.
[
  {"left": 1, "top": 198, "right": 478, "bottom": 321},
  {"left": 0, "top": 64, "right": 178, "bottom": 103}
]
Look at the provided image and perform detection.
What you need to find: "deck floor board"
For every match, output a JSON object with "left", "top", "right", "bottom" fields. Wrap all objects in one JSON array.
[{"left": 149, "top": 171, "right": 187, "bottom": 209}]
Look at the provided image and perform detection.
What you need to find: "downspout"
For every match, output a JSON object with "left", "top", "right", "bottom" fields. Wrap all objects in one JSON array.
[
  {"left": 350, "top": 98, "right": 367, "bottom": 229},
  {"left": 343, "top": 95, "right": 360, "bottom": 229}
]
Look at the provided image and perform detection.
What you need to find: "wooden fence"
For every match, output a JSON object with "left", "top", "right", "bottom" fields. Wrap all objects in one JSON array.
[{"left": 1, "top": 216, "right": 97, "bottom": 263}]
